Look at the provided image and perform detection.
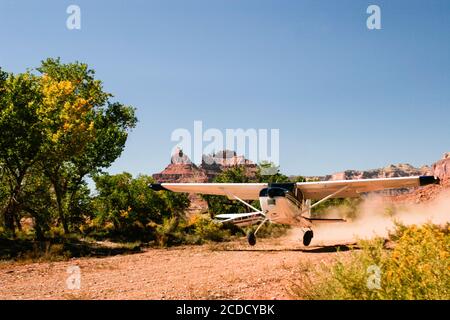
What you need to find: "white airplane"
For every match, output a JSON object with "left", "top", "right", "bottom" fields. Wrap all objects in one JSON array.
[{"left": 149, "top": 175, "right": 439, "bottom": 246}]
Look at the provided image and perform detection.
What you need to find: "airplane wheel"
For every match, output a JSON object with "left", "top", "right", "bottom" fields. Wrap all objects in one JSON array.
[
  {"left": 303, "top": 230, "right": 313, "bottom": 246},
  {"left": 247, "top": 232, "right": 256, "bottom": 246}
]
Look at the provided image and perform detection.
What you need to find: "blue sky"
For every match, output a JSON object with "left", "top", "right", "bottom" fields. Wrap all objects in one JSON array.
[{"left": 1, "top": 0, "right": 449, "bottom": 176}]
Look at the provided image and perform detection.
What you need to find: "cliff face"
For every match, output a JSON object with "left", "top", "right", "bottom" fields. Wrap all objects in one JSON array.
[
  {"left": 389, "top": 153, "right": 450, "bottom": 203},
  {"left": 324, "top": 163, "right": 432, "bottom": 181},
  {"left": 323, "top": 153, "right": 450, "bottom": 182},
  {"left": 152, "top": 149, "right": 209, "bottom": 183},
  {"left": 432, "top": 152, "right": 450, "bottom": 180},
  {"left": 152, "top": 149, "right": 257, "bottom": 213},
  {"left": 152, "top": 163, "right": 209, "bottom": 183},
  {"left": 152, "top": 149, "right": 256, "bottom": 183}
]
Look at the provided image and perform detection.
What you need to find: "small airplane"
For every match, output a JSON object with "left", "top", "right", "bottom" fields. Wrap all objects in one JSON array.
[{"left": 149, "top": 175, "right": 439, "bottom": 246}]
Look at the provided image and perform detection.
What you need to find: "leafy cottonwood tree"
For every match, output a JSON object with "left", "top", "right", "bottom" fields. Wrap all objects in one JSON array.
[
  {"left": 0, "top": 59, "right": 136, "bottom": 237},
  {"left": 0, "top": 71, "right": 44, "bottom": 235},
  {"left": 36, "top": 58, "right": 137, "bottom": 233}
]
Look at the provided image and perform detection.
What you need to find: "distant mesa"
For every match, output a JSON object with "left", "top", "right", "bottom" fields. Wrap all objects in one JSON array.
[
  {"left": 152, "top": 148, "right": 257, "bottom": 213},
  {"left": 202, "top": 150, "right": 253, "bottom": 167},
  {"left": 324, "top": 163, "right": 432, "bottom": 181},
  {"left": 390, "top": 152, "right": 450, "bottom": 203},
  {"left": 171, "top": 148, "right": 192, "bottom": 165},
  {"left": 152, "top": 148, "right": 208, "bottom": 183},
  {"left": 323, "top": 153, "right": 449, "bottom": 183},
  {"left": 432, "top": 152, "right": 450, "bottom": 181},
  {"left": 153, "top": 150, "right": 450, "bottom": 184},
  {"left": 152, "top": 148, "right": 257, "bottom": 183}
]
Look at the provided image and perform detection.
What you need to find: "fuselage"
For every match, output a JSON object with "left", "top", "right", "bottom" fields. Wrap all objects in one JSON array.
[{"left": 258, "top": 185, "right": 312, "bottom": 228}]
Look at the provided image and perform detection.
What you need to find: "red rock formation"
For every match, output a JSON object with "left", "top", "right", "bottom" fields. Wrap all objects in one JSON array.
[
  {"left": 387, "top": 152, "right": 450, "bottom": 204},
  {"left": 152, "top": 149, "right": 208, "bottom": 183},
  {"left": 153, "top": 149, "right": 257, "bottom": 183},
  {"left": 152, "top": 149, "right": 257, "bottom": 214},
  {"left": 432, "top": 152, "right": 450, "bottom": 180},
  {"left": 325, "top": 163, "right": 431, "bottom": 181},
  {"left": 201, "top": 150, "right": 257, "bottom": 180}
]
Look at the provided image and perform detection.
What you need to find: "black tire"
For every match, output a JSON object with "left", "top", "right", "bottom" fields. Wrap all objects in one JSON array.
[
  {"left": 303, "top": 230, "right": 314, "bottom": 246},
  {"left": 247, "top": 232, "right": 256, "bottom": 246}
]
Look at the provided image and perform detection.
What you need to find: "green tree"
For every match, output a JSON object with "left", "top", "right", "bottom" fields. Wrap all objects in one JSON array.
[
  {"left": 19, "top": 167, "right": 54, "bottom": 240},
  {"left": 0, "top": 60, "right": 136, "bottom": 237},
  {"left": 36, "top": 58, "right": 137, "bottom": 233},
  {"left": 257, "top": 161, "right": 290, "bottom": 183},
  {"left": 92, "top": 173, "right": 190, "bottom": 239},
  {"left": 0, "top": 71, "right": 43, "bottom": 235}
]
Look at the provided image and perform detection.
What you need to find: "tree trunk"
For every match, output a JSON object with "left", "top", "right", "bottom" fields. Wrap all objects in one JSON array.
[
  {"left": 53, "top": 181, "right": 69, "bottom": 234},
  {"left": 3, "top": 202, "right": 16, "bottom": 237},
  {"left": 14, "top": 213, "right": 22, "bottom": 231},
  {"left": 23, "top": 206, "right": 45, "bottom": 241},
  {"left": 3, "top": 182, "right": 23, "bottom": 237},
  {"left": 55, "top": 188, "right": 68, "bottom": 234},
  {"left": 46, "top": 166, "right": 69, "bottom": 235}
]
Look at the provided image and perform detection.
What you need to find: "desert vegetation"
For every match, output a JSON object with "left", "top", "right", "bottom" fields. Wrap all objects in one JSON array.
[{"left": 289, "top": 222, "right": 450, "bottom": 300}]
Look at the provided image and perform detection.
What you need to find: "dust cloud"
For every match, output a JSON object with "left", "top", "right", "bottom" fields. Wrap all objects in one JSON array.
[{"left": 289, "top": 190, "right": 450, "bottom": 245}]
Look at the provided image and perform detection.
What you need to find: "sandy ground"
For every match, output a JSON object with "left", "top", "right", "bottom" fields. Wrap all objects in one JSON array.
[{"left": 0, "top": 236, "right": 351, "bottom": 300}]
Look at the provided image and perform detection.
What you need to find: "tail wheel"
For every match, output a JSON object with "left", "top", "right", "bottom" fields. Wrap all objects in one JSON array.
[
  {"left": 247, "top": 232, "right": 256, "bottom": 246},
  {"left": 303, "top": 230, "right": 314, "bottom": 246}
]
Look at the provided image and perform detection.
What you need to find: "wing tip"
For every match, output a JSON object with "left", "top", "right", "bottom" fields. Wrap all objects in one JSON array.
[
  {"left": 148, "top": 183, "right": 169, "bottom": 191},
  {"left": 419, "top": 175, "right": 440, "bottom": 186}
]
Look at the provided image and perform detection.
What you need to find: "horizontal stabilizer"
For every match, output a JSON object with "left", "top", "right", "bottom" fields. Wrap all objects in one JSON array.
[
  {"left": 216, "top": 213, "right": 262, "bottom": 219},
  {"left": 215, "top": 212, "right": 264, "bottom": 227},
  {"left": 306, "top": 217, "right": 347, "bottom": 224}
]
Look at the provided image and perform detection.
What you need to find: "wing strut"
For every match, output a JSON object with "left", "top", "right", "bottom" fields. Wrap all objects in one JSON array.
[
  {"left": 299, "top": 185, "right": 350, "bottom": 217},
  {"left": 223, "top": 189, "right": 265, "bottom": 216}
]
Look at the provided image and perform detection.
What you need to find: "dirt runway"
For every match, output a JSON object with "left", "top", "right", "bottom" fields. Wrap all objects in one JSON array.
[{"left": 0, "top": 237, "right": 351, "bottom": 300}]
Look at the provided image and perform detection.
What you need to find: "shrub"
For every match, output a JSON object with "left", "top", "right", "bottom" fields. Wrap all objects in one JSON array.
[
  {"left": 154, "top": 214, "right": 237, "bottom": 247},
  {"left": 190, "top": 215, "right": 231, "bottom": 242},
  {"left": 290, "top": 223, "right": 450, "bottom": 300},
  {"left": 155, "top": 216, "right": 185, "bottom": 247}
]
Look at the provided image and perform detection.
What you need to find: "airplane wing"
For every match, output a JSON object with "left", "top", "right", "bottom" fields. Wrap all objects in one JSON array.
[
  {"left": 296, "top": 176, "right": 438, "bottom": 199},
  {"left": 149, "top": 183, "right": 268, "bottom": 200},
  {"left": 149, "top": 176, "right": 439, "bottom": 200},
  {"left": 215, "top": 213, "right": 263, "bottom": 219}
]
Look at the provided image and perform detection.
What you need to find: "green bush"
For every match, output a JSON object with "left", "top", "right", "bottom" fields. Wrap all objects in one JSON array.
[
  {"left": 154, "top": 214, "right": 237, "bottom": 247},
  {"left": 155, "top": 216, "right": 185, "bottom": 247},
  {"left": 191, "top": 215, "right": 231, "bottom": 242},
  {"left": 290, "top": 223, "right": 450, "bottom": 300}
]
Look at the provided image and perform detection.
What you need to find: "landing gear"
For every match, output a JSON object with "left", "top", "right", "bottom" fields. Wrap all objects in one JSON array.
[
  {"left": 247, "top": 232, "right": 256, "bottom": 246},
  {"left": 303, "top": 229, "right": 314, "bottom": 246},
  {"left": 247, "top": 217, "right": 269, "bottom": 246}
]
